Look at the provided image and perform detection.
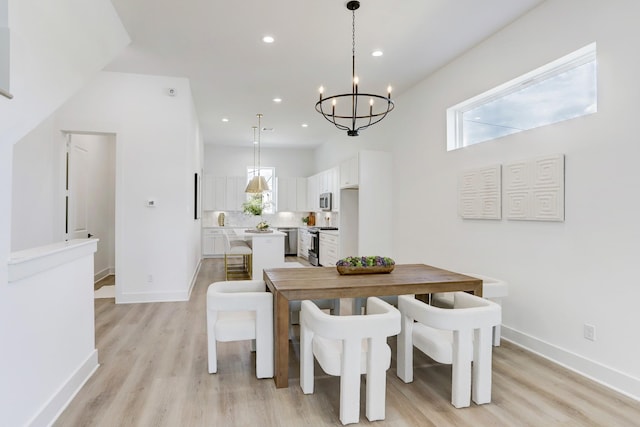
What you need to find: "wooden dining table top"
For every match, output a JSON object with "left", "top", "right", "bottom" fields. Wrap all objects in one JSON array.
[{"left": 264, "top": 263, "right": 483, "bottom": 298}]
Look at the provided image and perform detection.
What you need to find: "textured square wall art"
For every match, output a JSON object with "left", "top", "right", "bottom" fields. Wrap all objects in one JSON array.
[
  {"left": 503, "top": 154, "right": 565, "bottom": 221},
  {"left": 459, "top": 165, "right": 501, "bottom": 219}
]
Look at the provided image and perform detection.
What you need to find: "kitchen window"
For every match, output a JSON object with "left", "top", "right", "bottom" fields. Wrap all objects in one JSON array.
[
  {"left": 247, "top": 166, "right": 274, "bottom": 214},
  {"left": 446, "top": 43, "right": 597, "bottom": 150}
]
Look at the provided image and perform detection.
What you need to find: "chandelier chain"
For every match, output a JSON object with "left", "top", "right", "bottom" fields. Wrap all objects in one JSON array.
[{"left": 352, "top": 9, "right": 356, "bottom": 60}]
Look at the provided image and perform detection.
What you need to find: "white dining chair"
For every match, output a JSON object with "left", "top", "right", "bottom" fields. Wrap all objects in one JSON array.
[
  {"left": 206, "top": 280, "right": 273, "bottom": 378},
  {"left": 431, "top": 273, "right": 508, "bottom": 346},
  {"left": 300, "top": 297, "right": 401, "bottom": 425},
  {"left": 397, "top": 292, "right": 501, "bottom": 408}
]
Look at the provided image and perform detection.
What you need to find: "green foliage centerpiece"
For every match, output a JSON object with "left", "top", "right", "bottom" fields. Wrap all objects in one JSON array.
[
  {"left": 242, "top": 194, "right": 264, "bottom": 216},
  {"left": 336, "top": 256, "right": 395, "bottom": 275}
]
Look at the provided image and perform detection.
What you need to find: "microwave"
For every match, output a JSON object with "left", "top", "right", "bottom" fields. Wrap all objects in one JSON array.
[{"left": 319, "top": 192, "right": 332, "bottom": 211}]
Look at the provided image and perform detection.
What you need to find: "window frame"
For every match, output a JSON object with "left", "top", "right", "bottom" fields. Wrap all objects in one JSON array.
[{"left": 446, "top": 43, "right": 597, "bottom": 151}]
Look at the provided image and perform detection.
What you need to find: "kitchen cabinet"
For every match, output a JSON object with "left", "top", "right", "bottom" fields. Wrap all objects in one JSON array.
[
  {"left": 307, "top": 167, "right": 340, "bottom": 212},
  {"left": 202, "top": 174, "right": 216, "bottom": 210},
  {"left": 298, "top": 227, "right": 310, "bottom": 259},
  {"left": 225, "top": 176, "right": 246, "bottom": 211},
  {"left": 319, "top": 231, "right": 339, "bottom": 267},
  {"left": 202, "top": 175, "right": 247, "bottom": 211},
  {"left": 306, "top": 174, "right": 319, "bottom": 212},
  {"left": 277, "top": 177, "right": 307, "bottom": 212},
  {"left": 340, "top": 155, "right": 359, "bottom": 189},
  {"left": 296, "top": 177, "right": 308, "bottom": 211},
  {"left": 202, "top": 228, "right": 226, "bottom": 256}
]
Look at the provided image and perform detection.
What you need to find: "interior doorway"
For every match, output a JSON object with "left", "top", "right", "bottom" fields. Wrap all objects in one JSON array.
[{"left": 65, "top": 132, "right": 116, "bottom": 292}]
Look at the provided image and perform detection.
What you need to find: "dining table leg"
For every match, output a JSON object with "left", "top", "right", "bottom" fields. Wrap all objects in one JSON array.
[{"left": 274, "top": 291, "right": 289, "bottom": 388}]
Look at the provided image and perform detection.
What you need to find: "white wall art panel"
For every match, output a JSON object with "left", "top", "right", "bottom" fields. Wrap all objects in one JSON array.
[
  {"left": 504, "top": 154, "right": 565, "bottom": 221},
  {"left": 458, "top": 165, "right": 501, "bottom": 219}
]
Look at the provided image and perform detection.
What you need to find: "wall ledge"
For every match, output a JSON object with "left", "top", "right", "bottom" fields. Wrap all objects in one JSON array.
[{"left": 8, "top": 239, "right": 98, "bottom": 282}]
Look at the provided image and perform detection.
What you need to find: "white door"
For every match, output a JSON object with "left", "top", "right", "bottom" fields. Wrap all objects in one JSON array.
[{"left": 67, "top": 135, "right": 91, "bottom": 240}]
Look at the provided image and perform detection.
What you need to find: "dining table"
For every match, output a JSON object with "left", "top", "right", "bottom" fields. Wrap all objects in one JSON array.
[{"left": 263, "top": 263, "right": 483, "bottom": 388}]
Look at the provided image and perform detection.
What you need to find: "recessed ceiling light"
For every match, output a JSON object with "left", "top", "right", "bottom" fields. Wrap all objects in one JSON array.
[
  {"left": 371, "top": 50, "right": 383, "bottom": 57},
  {"left": 301, "top": 123, "right": 309, "bottom": 128},
  {"left": 221, "top": 118, "right": 229, "bottom": 122},
  {"left": 273, "top": 98, "right": 282, "bottom": 103},
  {"left": 262, "top": 35, "right": 275, "bottom": 43}
]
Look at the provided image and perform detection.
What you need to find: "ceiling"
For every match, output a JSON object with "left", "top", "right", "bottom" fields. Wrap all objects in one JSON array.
[{"left": 105, "top": 0, "right": 544, "bottom": 148}]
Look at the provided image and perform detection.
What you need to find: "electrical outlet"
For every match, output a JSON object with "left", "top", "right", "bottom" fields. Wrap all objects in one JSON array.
[
  {"left": 583, "top": 324, "right": 596, "bottom": 341},
  {"left": 147, "top": 274, "right": 153, "bottom": 283}
]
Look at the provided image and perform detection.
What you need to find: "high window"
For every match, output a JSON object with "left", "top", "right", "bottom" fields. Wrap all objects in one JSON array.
[{"left": 447, "top": 43, "right": 597, "bottom": 150}]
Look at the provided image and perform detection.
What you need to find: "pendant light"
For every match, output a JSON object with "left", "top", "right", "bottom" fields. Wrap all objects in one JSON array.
[
  {"left": 315, "top": 0, "right": 394, "bottom": 136},
  {"left": 245, "top": 113, "right": 270, "bottom": 193}
]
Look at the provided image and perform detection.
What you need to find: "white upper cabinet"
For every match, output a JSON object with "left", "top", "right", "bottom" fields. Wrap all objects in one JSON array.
[
  {"left": 296, "top": 177, "right": 308, "bottom": 211},
  {"left": 202, "top": 175, "right": 246, "bottom": 211},
  {"left": 276, "top": 176, "right": 308, "bottom": 212},
  {"left": 340, "top": 155, "right": 359, "bottom": 189},
  {"left": 307, "top": 174, "right": 319, "bottom": 212}
]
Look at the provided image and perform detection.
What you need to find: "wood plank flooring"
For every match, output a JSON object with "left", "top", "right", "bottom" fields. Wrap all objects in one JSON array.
[{"left": 56, "top": 258, "right": 640, "bottom": 426}]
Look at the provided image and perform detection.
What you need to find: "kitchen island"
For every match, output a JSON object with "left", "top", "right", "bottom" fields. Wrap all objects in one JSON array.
[{"left": 232, "top": 229, "right": 286, "bottom": 280}]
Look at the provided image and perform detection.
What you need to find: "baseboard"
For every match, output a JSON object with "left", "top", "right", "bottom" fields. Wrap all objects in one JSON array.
[
  {"left": 187, "top": 259, "right": 202, "bottom": 300},
  {"left": 502, "top": 326, "right": 640, "bottom": 401},
  {"left": 94, "top": 267, "right": 114, "bottom": 283},
  {"left": 28, "top": 350, "right": 99, "bottom": 427},
  {"left": 116, "top": 289, "right": 190, "bottom": 304}
]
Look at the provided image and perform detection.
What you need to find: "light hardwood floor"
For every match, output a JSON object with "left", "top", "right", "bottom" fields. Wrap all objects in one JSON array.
[{"left": 57, "top": 258, "right": 640, "bottom": 426}]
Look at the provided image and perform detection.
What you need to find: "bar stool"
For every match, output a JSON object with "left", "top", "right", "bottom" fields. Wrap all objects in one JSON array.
[{"left": 223, "top": 233, "right": 252, "bottom": 280}]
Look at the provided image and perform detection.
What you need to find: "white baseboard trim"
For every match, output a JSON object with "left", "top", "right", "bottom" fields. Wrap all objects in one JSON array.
[
  {"left": 187, "top": 259, "right": 202, "bottom": 300},
  {"left": 28, "top": 350, "right": 99, "bottom": 427},
  {"left": 94, "top": 267, "right": 114, "bottom": 283},
  {"left": 116, "top": 289, "right": 190, "bottom": 304},
  {"left": 502, "top": 326, "right": 640, "bottom": 402}
]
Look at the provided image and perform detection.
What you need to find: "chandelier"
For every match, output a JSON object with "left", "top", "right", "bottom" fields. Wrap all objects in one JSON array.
[
  {"left": 245, "top": 113, "right": 270, "bottom": 193},
  {"left": 315, "top": 0, "right": 394, "bottom": 136}
]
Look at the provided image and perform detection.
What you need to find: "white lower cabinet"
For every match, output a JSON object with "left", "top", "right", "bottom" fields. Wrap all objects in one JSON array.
[
  {"left": 319, "top": 232, "right": 339, "bottom": 267},
  {"left": 202, "top": 229, "right": 226, "bottom": 256},
  {"left": 298, "top": 228, "right": 310, "bottom": 259}
]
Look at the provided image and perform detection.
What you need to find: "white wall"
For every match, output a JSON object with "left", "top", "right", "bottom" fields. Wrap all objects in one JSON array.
[
  {"left": 54, "top": 71, "right": 202, "bottom": 303},
  {"left": 324, "top": 0, "right": 640, "bottom": 398},
  {"left": 11, "top": 115, "right": 60, "bottom": 251},
  {"left": 204, "top": 145, "right": 316, "bottom": 177}
]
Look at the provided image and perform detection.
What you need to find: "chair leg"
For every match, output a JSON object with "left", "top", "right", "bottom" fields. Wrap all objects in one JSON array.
[
  {"left": 255, "top": 305, "right": 274, "bottom": 379},
  {"left": 206, "top": 310, "right": 217, "bottom": 374},
  {"left": 472, "top": 326, "right": 493, "bottom": 404},
  {"left": 339, "top": 340, "right": 361, "bottom": 425},
  {"left": 493, "top": 324, "right": 501, "bottom": 346},
  {"left": 300, "top": 324, "right": 315, "bottom": 394},
  {"left": 365, "top": 337, "right": 387, "bottom": 422},
  {"left": 396, "top": 314, "right": 414, "bottom": 383},
  {"left": 451, "top": 329, "right": 473, "bottom": 408}
]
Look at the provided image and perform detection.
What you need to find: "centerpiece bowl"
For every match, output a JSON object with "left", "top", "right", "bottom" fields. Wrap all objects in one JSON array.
[{"left": 336, "top": 256, "right": 395, "bottom": 275}]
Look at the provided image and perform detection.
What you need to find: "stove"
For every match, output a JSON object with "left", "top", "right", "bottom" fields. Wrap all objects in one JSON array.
[{"left": 307, "top": 227, "right": 338, "bottom": 266}]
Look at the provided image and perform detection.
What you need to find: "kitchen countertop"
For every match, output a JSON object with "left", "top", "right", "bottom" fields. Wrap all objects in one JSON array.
[{"left": 319, "top": 230, "right": 339, "bottom": 236}]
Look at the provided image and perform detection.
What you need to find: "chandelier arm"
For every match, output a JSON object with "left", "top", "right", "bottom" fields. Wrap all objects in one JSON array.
[{"left": 315, "top": 100, "right": 352, "bottom": 131}]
